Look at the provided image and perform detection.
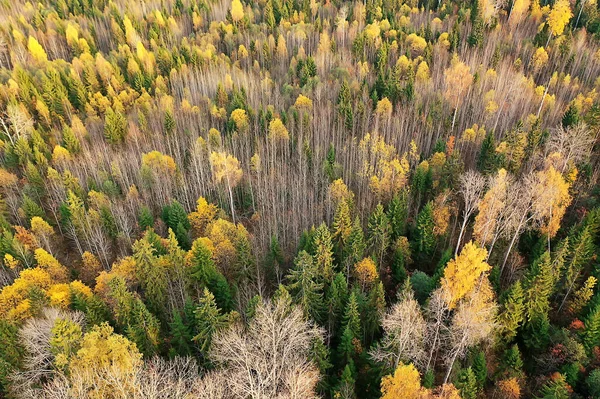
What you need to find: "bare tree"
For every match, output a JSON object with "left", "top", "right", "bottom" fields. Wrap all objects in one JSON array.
[
  {"left": 424, "top": 287, "right": 450, "bottom": 372},
  {"left": 456, "top": 170, "right": 486, "bottom": 256},
  {"left": 443, "top": 280, "right": 497, "bottom": 383},
  {"left": 209, "top": 297, "right": 324, "bottom": 399},
  {"left": 370, "top": 285, "right": 427, "bottom": 370},
  {"left": 546, "top": 123, "right": 596, "bottom": 173}
]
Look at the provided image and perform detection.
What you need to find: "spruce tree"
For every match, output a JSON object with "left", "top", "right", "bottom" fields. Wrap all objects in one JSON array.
[
  {"left": 413, "top": 202, "right": 436, "bottom": 260},
  {"left": 498, "top": 281, "right": 526, "bottom": 341},
  {"left": 193, "top": 288, "right": 229, "bottom": 361},
  {"left": 387, "top": 191, "right": 408, "bottom": 240},
  {"left": 368, "top": 203, "right": 391, "bottom": 268},
  {"left": 286, "top": 250, "right": 324, "bottom": 323},
  {"left": 477, "top": 132, "right": 498, "bottom": 175},
  {"left": 583, "top": 302, "right": 600, "bottom": 351}
]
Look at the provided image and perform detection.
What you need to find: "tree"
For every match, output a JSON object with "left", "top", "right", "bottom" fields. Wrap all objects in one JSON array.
[
  {"left": 456, "top": 171, "right": 485, "bottom": 256},
  {"left": 413, "top": 202, "right": 436, "bottom": 260},
  {"left": 313, "top": 223, "right": 335, "bottom": 282},
  {"left": 497, "top": 281, "right": 526, "bottom": 341},
  {"left": 286, "top": 250, "right": 324, "bottom": 323},
  {"left": 371, "top": 283, "right": 427, "bottom": 369},
  {"left": 444, "top": 55, "right": 474, "bottom": 130},
  {"left": 333, "top": 200, "right": 352, "bottom": 257},
  {"left": 346, "top": 217, "right": 366, "bottom": 277},
  {"left": 209, "top": 298, "right": 324, "bottom": 398},
  {"left": 388, "top": 191, "right": 409, "bottom": 240},
  {"left": 354, "top": 258, "right": 378, "bottom": 291},
  {"left": 440, "top": 242, "right": 491, "bottom": 309},
  {"left": 536, "top": 373, "right": 570, "bottom": 399},
  {"left": 327, "top": 272, "right": 348, "bottom": 336},
  {"left": 68, "top": 323, "right": 143, "bottom": 398},
  {"left": 189, "top": 238, "right": 233, "bottom": 311},
  {"left": 380, "top": 363, "right": 426, "bottom": 399},
  {"left": 444, "top": 278, "right": 497, "bottom": 383},
  {"left": 27, "top": 36, "right": 47, "bottom": 64},
  {"left": 368, "top": 203, "right": 391, "bottom": 268},
  {"left": 583, "top": 302, "right": 600, "bottom": 351},
  {"left": 456, "top": 367, "right": 478, "bottom": 399},
  {"left": 104, "top": 107, "right": 128, "bottom": 145},
  {"left": 230, "top": 0, "right": 244, "bottom": 25},
  {"left": 210, "top": 152, "right": 243, "bottom": 223},
  {"left": 193, "top": 288, "right": 230, "bottom": 360},
  {"left": 547, "top": 0, "right": 573, "bottom": 39}
]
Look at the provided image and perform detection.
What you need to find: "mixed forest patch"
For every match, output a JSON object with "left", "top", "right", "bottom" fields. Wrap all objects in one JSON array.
[{"left": 0, "top": 0, "right": 600, "bottom": 397}]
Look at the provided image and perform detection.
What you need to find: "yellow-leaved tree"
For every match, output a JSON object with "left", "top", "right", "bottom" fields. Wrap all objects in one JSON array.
[
  {"left": 231, "top": 0, "right": 244, "bottom": 24},
  {"left": 532, "top": 165, "right": 572, "bottom": 238},
  {"left": 547, "top": 0, "right": 573, "bottom": 40},
  {"left": 68, "top": 323, "right": 143, "bottom": 398},
  {"left": 440, "top": 242, "right": 491, "bottom": 309},
  {"left": 381, "top": 363, "right": 427, "bottom": 399},
  {"left": 444, "top": 55, "right": 473, "bottom": 130},
  {"left": 210, "top": 151, "right": 243, "bottom": 223},
  {"left": 27, "top": 36, "right": 48, "bottom": 64}
]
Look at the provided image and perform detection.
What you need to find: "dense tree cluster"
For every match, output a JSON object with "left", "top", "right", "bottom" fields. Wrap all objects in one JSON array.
[{"left": 0, "top": 0, "right": 600, "bottom": 397}]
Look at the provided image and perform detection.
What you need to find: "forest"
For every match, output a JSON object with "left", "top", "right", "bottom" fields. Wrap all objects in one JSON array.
[{"left": 0, "top": 0, "right": 600, "bottom": 397}]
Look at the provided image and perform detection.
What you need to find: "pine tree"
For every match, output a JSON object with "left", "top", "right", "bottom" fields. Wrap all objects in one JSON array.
[
  {"left": 333, "top": 200, "right": 352, "bottom": 259},
  {"left": 286, "top": 250, "right": 324, "bottom": 323},
  {"left": 327, "top": 272, "right": 348, "bottom": 336},
  {"left": 193, "top": 288, "right": 229, "bottom": 361},
  {"left": 343, "top": 291, "right": 361, "bottom": 339},
  {"left": 264, "top": 0, "right": 276, "bottom": 29},
  {"left": 472, "top": 350, "right": 487, "bottom": 389},
  {"left": 500, "top": 344, "right": 524, "bottom": 379},
  {"left": 133, "top": 238, "right": 167, "bottom": 318},
  {"left": 387, "top": 191, "right": 408, "bottom": 240},
  {"left": 456, "top": 367, "right": 478, "bottom": 399},
  {"left": 169, "top": 310, "right": 193, "bottom": 356},
  {"left": 583, "top": 302, "right": 600, "bottom": 351},
  {"left": 536, "top": 373, "right": 570, "bottom": 399},
  {"left": 498, "top": 280, "right": 526, "bottom": 341},
  {"left": 413, "top": 202, "right": 436, "bottom": 261},
  {"left": 364, "top": 281, "right": 385, "bottom": 343},
  {"left": 336, "top": 361, "right": 357, "bottom": 398},
  {"left": 313, "top": 222, "right": 335, "bottom": 282},
  {"left": 368, "top": 203, "right": 391, "bottom": 268},
  {"left": 189, "top": 238, "right": 233, "bottom": 311},
  {"left": 346, "top": 217, "right": 366, "bottom": 274},
  {"left": 477, "top": 132, "right": 498, "bottom": 174},
  {"left": 337, "top": 80, "right": 353, "bottom": 131},
  {"left": 104, "top": 107, "right": 128, "bottom": 145},
  {"left": 138, "top": 206, "right": 154, "bottom": 230},
  {"left": 562, "top": 104, "right": 579, "bottom": 127}
]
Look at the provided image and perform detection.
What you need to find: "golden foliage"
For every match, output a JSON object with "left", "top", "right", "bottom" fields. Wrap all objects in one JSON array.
[
  {"left": 532, "top": 47, "right": 549, "bottom": 70},
  {"left": 354, "top": 258, "right": 378, "bottom": 290},
  {"left": 381, "top": 363, "right": 426, "bottom": 399},
  {"left": 27, "top": 36, "right": 47, "bottom": 63},
  {"left": 210, "top": 151, "right": 243, "bottom": 188},
  {"left": 231, "top": 0, "right": 245, "bottom": 23},
  {"left": 68, "top": 323, "right": 143, "bottom": 399},
  {"left": 532, "top": 165, "right": 572, "bottom": 238},
  {"left": 496, "top": 378, "right": 521, "bottom": 399},
  {"left": 441, "top": 242, "right": 491, "bottom": 309},
  {"left": 406, "top": 33, "right": 427, "bottom": 55},
  {"left": 444, "top": 56, "right": 473, "bottom": 106},
  {"left": 547, "top": 0, "right": 573, "bottom": 36},
  {"left": 35, "top": 248, "right": 69, "bottom": 283},
  {"left": 268, "top": 118, "right": 290, "bottom": 141},
  {"left": 189, "top": 196, "right": 219, "bottom": 237},
  {"left": 230, "top": 108, "right": 249, "bottom": 132}
]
